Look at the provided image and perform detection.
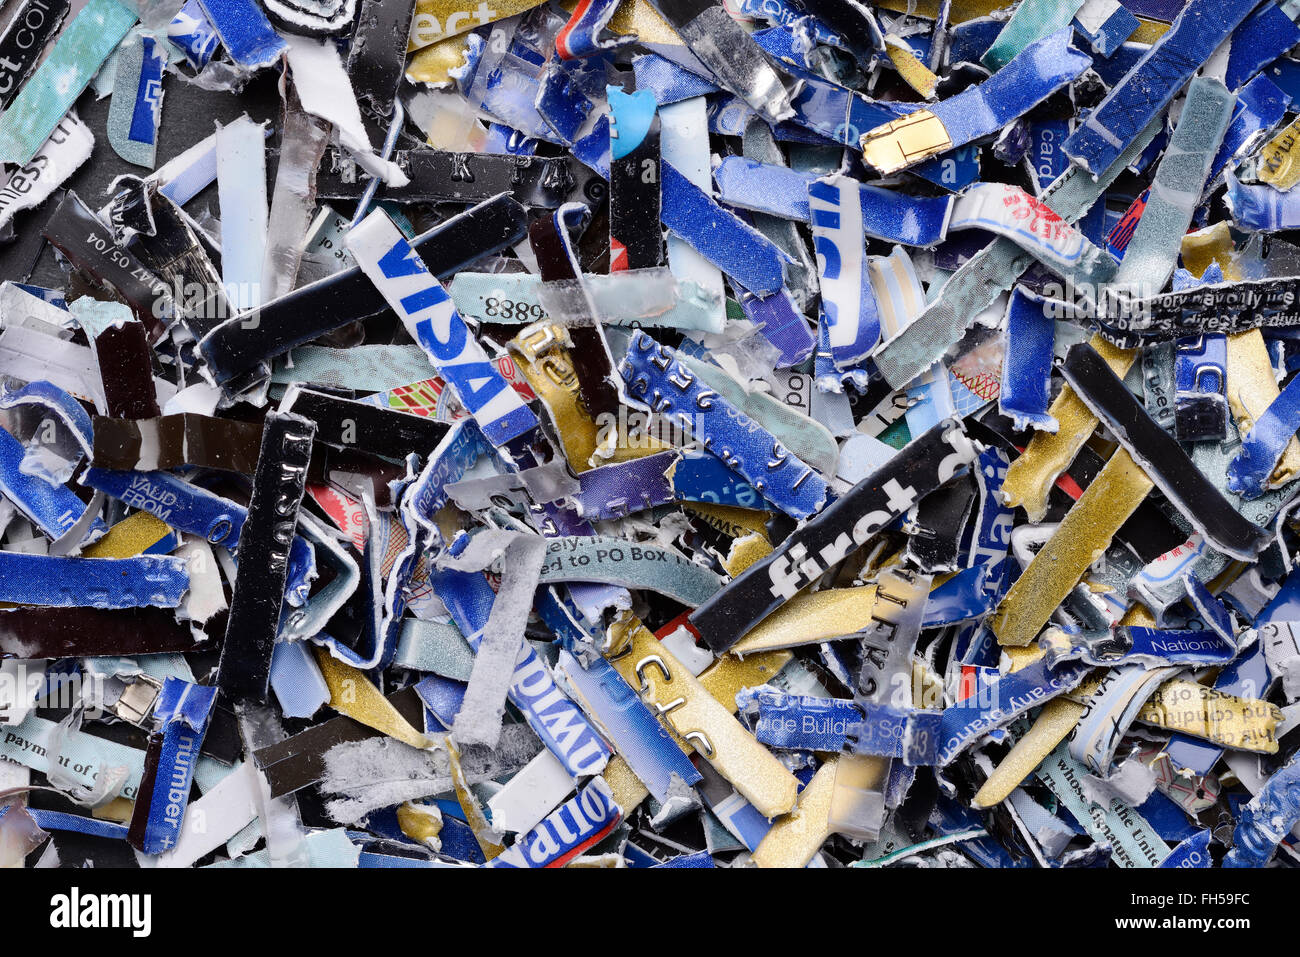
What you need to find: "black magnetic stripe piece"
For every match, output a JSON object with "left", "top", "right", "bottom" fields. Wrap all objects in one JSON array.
[
  {"left": 215, "top": 412, "right": 316, "bottom": 704},
  {"left": 609, "top": 116, "right": 664, "bottom": 271},
  {"left": 93, "top": 322, "right": 163, "bottom": 419},
  {"left": 1060, "top": 342, "right": 1272, "bottom": 561},
  {"left": 252, "top": 685, "right": 426, "bottom": 796},
  {"left": 282, "top": 386, "right": 450, "bottom": 459},
  {"left": 315, "top": 149, "right": 605, "bottom": 210},
  {"left": 91, "top": 413, "right": 264, "bottom": 472},
  {"left": 689, "top": 418, "right": 977, "bottom": 653},
  {"left": 42, "top": 192, "right": 173, "bottom": 342},
  {"left": 196, "top": 193, "right": 529, "bottom": 386},
  {"left": 905, "top": 473, "right": 977, "bottom": 573},
  {"left": 1095, "top": 275, "right": 1300, "bottom": 343},
  {"left": 0, "top": 607, "right": 203, "bottom": 658},
  {"left": 345, "top": 0, "right": 416, "bottom": 119}
]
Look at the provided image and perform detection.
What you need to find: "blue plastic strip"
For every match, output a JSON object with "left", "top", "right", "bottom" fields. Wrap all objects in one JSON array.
[
  {"left": 1173, "top": 332, "right": 1229, "bottom": 441},
  {"left": 619, "top": 331, "right": 830, "bottom": 519},
  {"left": 556, "top": 648, "right": 701, "bottom": 803},
  {"left": 135, "top": 678, "right": 217, "bottom": 854},
  {"left": 556, "top": 0, "right": 630, "bottom": 60},
  {"left": 631, "top": 52, "right": 718, "bottom": 105},
  {"left": 127, "top": 35, "right": 166, "bottom": 147},
  {"left": 0, "top": 552, "right": 188, "bottom": 607},
  {"left": 1074, "top": 0, "right": 1139, "bottom": 56},
  {"left": 1028, "top": 118, "right": 1071, "bottom": 193},
  {"left": 808, "top": 176, "right": 882, "bottom": 369},
  {"left": 82, "top": 467, "right": 315, "bottom": 606},
  {"left": 0, "top": 427, "right": 107, "bottom": 542},
  {"left": 28, "top": 809, "right": 130, "bottom": 841},
  {"left": 1226, "top": 170, "right": 1300, "bottom": 231},
  {"left": 734, "top": 288, "right": 816, "bottom": 368},
  {"left": 429, "top": 558, "right": 612, "bottom": 777},
  {"left": 1225, "top": 750, "right": 1300, "bottom": 867},
  {"left": 652, "top": 849, "right": 715, "bottom": 867},
  {"left": 346, "top": 211, "right": 540, "bottom": 449},
  {"left": 1228, "top": 366, "right": 1300, "bottom": 498},
  {"left": 935, "top": 657, "right": 1090, "bottom": 766},
  {"left": 1225, "top": 1, "right": 1300, "bottom": 93},
  {"left": 195, "top": 0, "right": 286, "bottom": 70},
  {"left": 1159, "top": 828, "right": 1212, "bottom": 867},
  {"left": 753, "top": 691, "right": 860, "bottom": 751},
  {"left": 168, "top": 0, "right": 220, "bottom": 69},
  {"left": 0, "top": 378, "right": 95, "bottom": 466},
  {"left": 998, "top": 287, "right": 1056, "bottom": 431},
  {"left": 922, "top": 565, "right": 995, "bottom": 626},
  {"left": 670, "top": 449, "right": 767, "bottom": 509},
  {"left": 1207, "top": 75, "right": 1291, "bottom": 195},
  {"left": 534, "top": 59, "right": 594, "bottom": 146},
  {"left": 486, "top": 777, "right": 622, "bottom": 867},
  {"left": 1062, "top": 0, "right": 1258, "bottom": 174},
  {"left": 931, "top": 29, "right": 1091, "bottom": 150},
  {"left": 1115, "top": 627, "right": 1238, "bottom": 665},
  {"left": 660, "top": 162, "right": 789, "bottom": 297},
  {"left": 713, "top": 156, "right": 953, "bottom": 245},
  {"left": 269, "top": 639, "right": 331, "bottom": 720}
]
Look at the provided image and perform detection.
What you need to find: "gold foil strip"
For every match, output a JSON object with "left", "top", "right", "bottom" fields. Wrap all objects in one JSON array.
[
  {"left": 698, "top": 649, "right": 792, "bottom": 713},
  {"left": 1130, "top": 17, "right": 1170, "bottom": 43},
  {"left": 606, "top": 613, "right": 798, "bottom": 817},
  {"left": 312, "top": 646, "right": 433, "bottom": 750},
  {"left": 973, "top": 670, "right": 1106, "bottom": 807},
  {"left": 992, "top": 448, "right": 1152, "bottom": 647},
  {"left": 1226, "top": 329, "right": 1300, "bottom": 488},
  {"left": 860, "top": 110, "right": 954, "bottom": 175},
  {"left": 884, "top": 36, "right": 938, "bottom": 99},
  {"left": 82, "top": 511, "right": 173, "bottom": 558},
  {"left": 1180, "top": 221, "right": 1240, "bottom": 281},
  {"left": 594, "top": 0, "right": 683, "bottom": 45},
  {"left": 408, "top": 0, "right": 548, "bottom": 51},
  {"left": 1001, "top": 334, "right": 1137, "bottom": 522},
  {"left": 684, "top": 501, "right": 772, "bottom": 539},
  {"left": 91, "top": 797, "right": 135, "bottom": 822},
  {"left": 722, "top": 532, "right": 773, "bottom": 576},
  {"left": 445, "top": 737, "right": 505, "bottom": 860},
  {"left": 729, "top": 586, "right": 879, "bottom": 656},
  {"left": 972, "top": 697, "right": 1087, "bottom": 808},
  {"left": 1254, "top": 114, "right": 1300, "bottom": 190},
  {"left": 511, "top": 321, "right": 666, "bottom": 470},
  {"left": 397, "top": 802, "right": 443, "bottom": 848},
  {"left": 1003, "top": 644, "right": 1046, "bottom": 672},
  {"left": 602, "top": 754, "right": 650, "bottom": 812},
  {"left": 1138, "top": 679, "right": 1282, "bottom": 753},
  {"left": 752, "top": 757, "right": 839, "bottom": 868},
  {"left": 405, "top": 32, "right": 474, "bottom": 86}
]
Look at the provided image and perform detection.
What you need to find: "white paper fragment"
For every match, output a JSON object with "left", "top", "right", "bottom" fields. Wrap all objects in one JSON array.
[
  {"left": 1081, "top": 755, "right": 1158, "bottom": 808},
  {"left": 216, "top": 115, "right": 269, "bottom": 312},
  {"left": 0, "top": 112, "right": 94, "bottom": 231},
  {"left": 449, "top": 533, "right": 548, "bottom": 748},
  {"left": 320, "top": 726, "right": 540, "bottom": 824},
  {"left": 660, "top": 97, "right": 725, "bottom": 329},
  {"left": 282, "top": 34, "right": 410, "bottom": 186},
  {"left": 486, "top": 748, "right": 576, "bottom": 835},
  {"left": 148, "top": 761, "right": 262, "bottom": 868}
]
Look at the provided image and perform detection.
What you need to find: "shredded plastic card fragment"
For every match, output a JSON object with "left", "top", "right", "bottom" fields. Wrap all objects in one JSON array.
[{"left": 3, "top": 0, "right": 1300, "bottom": 875}]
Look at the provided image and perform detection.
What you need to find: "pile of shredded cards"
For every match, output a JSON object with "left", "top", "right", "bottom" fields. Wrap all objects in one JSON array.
[{"left": 4, "top": 0, "right": 1300, "bottom": 870}]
